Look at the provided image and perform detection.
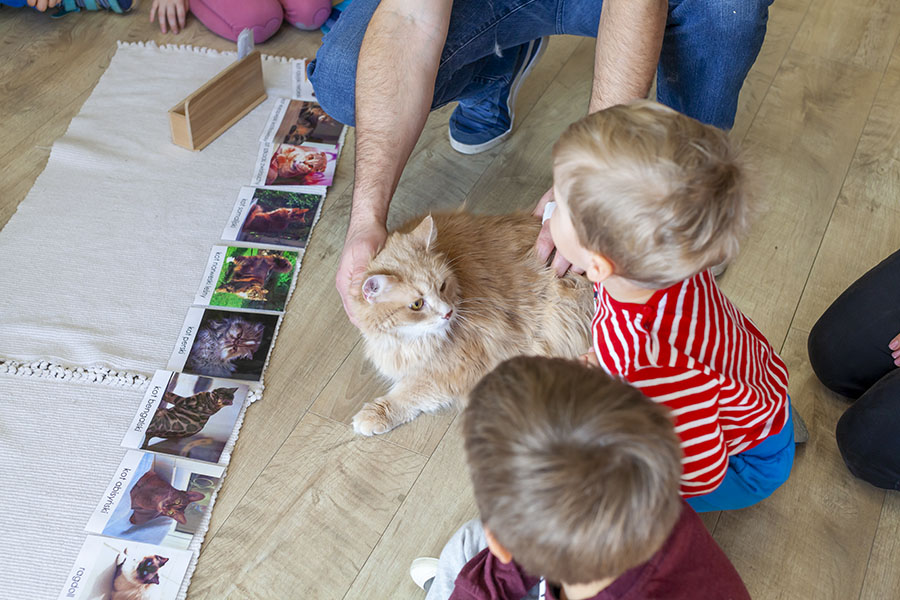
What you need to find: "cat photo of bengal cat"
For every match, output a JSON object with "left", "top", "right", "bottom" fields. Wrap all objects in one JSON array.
[
  {"left": 350, "top": 211, "right": 594, "bottom": 436},
  {"left": 185, "top": 310, "right": 279, "bottom": 381},
  {"left": 145, "top": 387, "right": 238, "bottom": 440},
  {"left": 111, "top": 549, "right": 169, "bottom": 600},
  {"left": 236, "top": 188, "right": 323, "bottom": 249},
  {"left": 212, "top": 247, "right": 297, "bottom": 311}
]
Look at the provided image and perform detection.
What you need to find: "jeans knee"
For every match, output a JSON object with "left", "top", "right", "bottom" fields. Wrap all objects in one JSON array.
[
  {"left": 308, "top": 37, "right": 358, "bottom": 126},
  {"left": 697, "top": 0, "right": 774, "bottom": 40}
]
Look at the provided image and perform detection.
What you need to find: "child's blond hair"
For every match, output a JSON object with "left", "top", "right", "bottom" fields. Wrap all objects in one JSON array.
[
  {"left": 553, "top": 100, "right": 752, "bottom": 288},
  {"left": 463, "top": 356, "right": 682, "bottom": 584}
]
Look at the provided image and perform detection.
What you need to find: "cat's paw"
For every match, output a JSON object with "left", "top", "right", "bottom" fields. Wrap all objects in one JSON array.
[{"left": 352, "top": 400, "right": 399, "bottom": 436}]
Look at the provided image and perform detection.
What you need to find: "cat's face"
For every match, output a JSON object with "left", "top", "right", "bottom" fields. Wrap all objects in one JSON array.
[
  {"left": 160, "top": 490, "right": 205, "bottom": 524},
  {"left": 121, "top": 550, "right": 168, "bottom": 585},
  {"left": 213, "top": 387, "right": 238, "bottom": 408},
  {"left": 208, "top": 318, "right": 265, "bottom": 361},
  {"left": 355, "top": 216, "right": 460, "bottom": 339}
]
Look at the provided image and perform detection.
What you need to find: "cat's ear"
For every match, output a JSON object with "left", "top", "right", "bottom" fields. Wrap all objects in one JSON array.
[
  {"left": 411, "top": 215, "right": 437, "bottom": 251},
  {"left": 362, "top": 274, "right": 397, "bottom": 303},
  {"left": 186, "top": 491, "right": 205, "bottom": 503},
  {"left": 148, "top": 574, "right": 160, "bottom": 585}
]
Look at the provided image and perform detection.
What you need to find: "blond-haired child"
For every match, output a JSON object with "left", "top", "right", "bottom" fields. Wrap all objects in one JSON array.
[{"left": 548, "top": 100, "right": 794, "bottom": 512}]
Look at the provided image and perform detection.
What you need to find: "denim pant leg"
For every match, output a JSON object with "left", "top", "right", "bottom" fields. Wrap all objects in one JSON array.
[
  {"left": 308, "top": 0, "right": 561, "bottom": 126},
  {"left": 656, "top": 0, "right": 775, "bottom": 129},
  {"left": 310, "top": 0, "right": 773, "bottom": 128}
]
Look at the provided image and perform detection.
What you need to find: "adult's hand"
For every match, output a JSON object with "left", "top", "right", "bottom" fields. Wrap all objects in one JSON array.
[
  {"left": 890, "top": 332, "right": 900, "bottom": 366},
  {"left": 532, "top": 188, "right": 576, "bottom": 277},
  {"left": 336, "top": 221, "right": 388, "bottom": 327}
]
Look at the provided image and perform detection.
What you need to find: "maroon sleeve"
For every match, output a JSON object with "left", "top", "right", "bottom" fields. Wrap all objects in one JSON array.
[{"left": 449, "top": 548, "right": 542, "bottom": 600}]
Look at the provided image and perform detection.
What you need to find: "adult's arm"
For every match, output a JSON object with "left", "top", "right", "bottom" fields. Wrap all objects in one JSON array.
[
  {"left": 535, "top": 0, "right": 668, "bottom": 275},
  {"left": 336, "top": 0, "right": 453, "bottom": 324}
]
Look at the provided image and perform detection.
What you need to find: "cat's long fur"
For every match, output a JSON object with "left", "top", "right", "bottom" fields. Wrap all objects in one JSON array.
[{"left": 350, "top": 212, "right": 594, "bottom": 435}]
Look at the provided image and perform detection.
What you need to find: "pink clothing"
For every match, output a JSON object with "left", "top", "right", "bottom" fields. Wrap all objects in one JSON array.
[{"left": 191, "top": 0, "right": 331, "bottom": 43}]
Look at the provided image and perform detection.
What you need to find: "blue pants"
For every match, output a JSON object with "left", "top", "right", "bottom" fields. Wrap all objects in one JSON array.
[
  {"left": 307, "top": 0, "right": 775, "bottom": 129},
  {"left": 687, "top": 402, "right": 795, "bottom": 512}
]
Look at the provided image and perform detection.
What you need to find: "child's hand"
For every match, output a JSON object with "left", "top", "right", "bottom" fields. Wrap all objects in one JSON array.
[
  {"left": 27, "top": 0, "right": 62, "bottom": 11},
  {"left": 578, "top": 351, "right": 600, "bottom": 368},
  {"left": 150, "top": 0, "right": 189, "bottom": 34},
  {"left": 890, "top": 332, "right": 900, "bottom": 366}
]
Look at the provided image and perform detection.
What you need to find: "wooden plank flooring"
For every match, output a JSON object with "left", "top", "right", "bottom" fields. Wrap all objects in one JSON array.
[{"left": 1, "top": 3, "right": 899, "bottom": 599}]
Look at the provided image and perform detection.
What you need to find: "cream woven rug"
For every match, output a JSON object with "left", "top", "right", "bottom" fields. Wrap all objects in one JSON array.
[{"left": 0, "top": 42, "right": 306, "bottom": 599}]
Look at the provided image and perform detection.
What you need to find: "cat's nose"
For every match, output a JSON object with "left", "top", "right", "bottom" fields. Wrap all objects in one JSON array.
[{"left": 443, "top": 310, "right": 453, "bottom": 320}]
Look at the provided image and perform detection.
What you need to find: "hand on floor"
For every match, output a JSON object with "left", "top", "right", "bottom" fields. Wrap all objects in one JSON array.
[
  {"left": 150, "top": 0, "right": 188, "bottom": 34},
  {"left": 27, "top": 0, "right": 62, "bottom": 11}
]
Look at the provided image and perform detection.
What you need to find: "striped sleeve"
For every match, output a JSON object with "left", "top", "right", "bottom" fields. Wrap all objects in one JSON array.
[{"left": 628, "top": 367, "right": 729, "bottom": 497}]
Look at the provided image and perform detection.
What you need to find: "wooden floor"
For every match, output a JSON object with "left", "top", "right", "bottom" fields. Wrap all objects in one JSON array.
[{"left": 3, "top": 1, "right": 900, "bottom": 598}]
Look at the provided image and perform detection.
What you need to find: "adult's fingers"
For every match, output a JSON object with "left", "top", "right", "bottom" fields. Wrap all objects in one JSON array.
[
  {"left": 535, "top": 220, "right": 555, "bottom": 264},
  {"left": 551, "top": 251, "right": 572, "bottom": 278},
  {"left": 890, "top": 331, "right": 900, "bottom": 366},
  {"left": 532, "top": 187, "right": 554, "bottom": 217}
]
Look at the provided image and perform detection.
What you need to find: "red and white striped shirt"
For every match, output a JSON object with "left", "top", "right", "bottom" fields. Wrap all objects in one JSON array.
[{"left": 592, "top": 270, "right": 789, "bottom": 497}]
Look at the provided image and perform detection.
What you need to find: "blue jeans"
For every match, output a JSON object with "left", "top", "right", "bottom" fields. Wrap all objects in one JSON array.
[
  {"left": 687, "top": 401, "right": 796, "bottom": 513},
  {"left": 308, "top": 0, "right": 775, "bottom": 129}
]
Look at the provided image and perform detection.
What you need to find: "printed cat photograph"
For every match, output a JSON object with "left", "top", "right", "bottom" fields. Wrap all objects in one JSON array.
[
  {"left": 350, "top": 212, "right": 594, "bottom": 436},
  {"left": 234, "top": 188, "right": 323, "bottom": 248},
  {"left": 272, "top": 100, "right": 343, "bottom": 147},
  {"left": 211, "top": 247, "right": 297, "bottom": 312},
  {"left": 184, "top": 309, "right": 279, "bottom": 382},
  {"left": 89, "top": 451, "right": 225, "bottom": 550},
  {"left": 265, "top": 143, "right": 336, "bottom": 187},
  {"left": 110, "top": 548, "right": 168, "bottom": 600},
  {"left": 63, "top": 536, "right": 192, "bottom": 600}
]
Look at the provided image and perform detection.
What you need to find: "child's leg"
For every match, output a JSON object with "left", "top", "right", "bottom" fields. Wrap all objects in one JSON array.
[
  {"left": 687, "top": 401, "right": 796, "bottom": 513},
  {"left": 424, "top": 519, "right": 488, "bottom": 600},
  {"left": 277, "top": 0, "right": 331, "bottom": 30},
  {"left": 190, "top": 0, "right": 283, "bottom": 43}
]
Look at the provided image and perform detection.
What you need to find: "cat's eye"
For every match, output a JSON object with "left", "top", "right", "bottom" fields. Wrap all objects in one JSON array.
[
  {"left": 440, "top": 280, "right": 447, "bottom": 292},
  {"left": 409, "top": 298, "right": 424, "bottom": 311}
]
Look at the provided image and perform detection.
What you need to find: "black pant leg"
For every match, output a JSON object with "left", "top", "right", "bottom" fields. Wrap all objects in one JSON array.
[
  {"left": 835, "top": 368, "right": 900, "bottom": 490},
  {"left": 808, "top": 249, "right": 900, "bottom": 398}
]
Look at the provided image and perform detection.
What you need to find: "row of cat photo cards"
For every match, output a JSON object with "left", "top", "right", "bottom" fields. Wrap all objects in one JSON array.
[{"left": 57, "top": 62, "right": 346, "bottom": 600}]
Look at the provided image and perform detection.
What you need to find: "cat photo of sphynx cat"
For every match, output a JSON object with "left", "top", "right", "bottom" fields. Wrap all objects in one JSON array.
[{"left": 350, "top": 211, "right": 594, "bottom": 436}]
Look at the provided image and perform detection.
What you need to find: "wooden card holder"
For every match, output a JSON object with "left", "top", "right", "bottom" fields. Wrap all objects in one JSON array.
[{"left": 169, "top": 50, "right": 268, "bottom": 151}]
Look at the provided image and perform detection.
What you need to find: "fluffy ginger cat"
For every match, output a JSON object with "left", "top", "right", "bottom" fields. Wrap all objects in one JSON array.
[{"left": 350, "top": 212, "right": 594, "bottom": 436}]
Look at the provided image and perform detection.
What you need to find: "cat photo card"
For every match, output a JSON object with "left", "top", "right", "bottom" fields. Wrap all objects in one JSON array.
[
  {"left": 222, "top": 186, "right": 326, "bottom": 250},
  {"left": 250, "top": 140, "right": 338, "bottom": 188},
  {"left": 168, "top": 307, "right": 280, "bottom": 382},
  {"left": 261, "top": 97, "right": 344, "bottom": 149},
  {"left": 290, "top": 58, "right": 316, "bottom": 101},
  {"left": 195, "top": 245, "right": 299, "bottom": 313},
  {"left": 122, "top": 370, "right": 249, "bottom": 465},
  {"left": 58, "top": 535, "right": 192, "bottom": 600},
  {"left": 86, "top": 450, "right": 225, "bottom": 550}
]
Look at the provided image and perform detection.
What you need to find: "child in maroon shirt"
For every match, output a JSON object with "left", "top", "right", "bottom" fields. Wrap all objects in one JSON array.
[{"left": 411, "top": 357, "right": 749, "bottom": 600}]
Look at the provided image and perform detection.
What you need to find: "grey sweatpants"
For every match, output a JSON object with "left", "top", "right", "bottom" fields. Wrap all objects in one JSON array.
[{"left": 424, "top": 519, "right": 541, "bottom": 600}]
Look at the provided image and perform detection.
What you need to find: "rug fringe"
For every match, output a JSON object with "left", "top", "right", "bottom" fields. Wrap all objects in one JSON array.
[
  {"left": 116, "top": 40, "right": 294, "bottom": 63},
  {"left": 0, "top": 358, "right": 263, "bottom": 401}
]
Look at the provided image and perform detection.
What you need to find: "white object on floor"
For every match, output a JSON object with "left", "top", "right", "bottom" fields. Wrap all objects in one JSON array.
[{"left": 410, "top": 557, "right": 441, "bottom": 591}]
